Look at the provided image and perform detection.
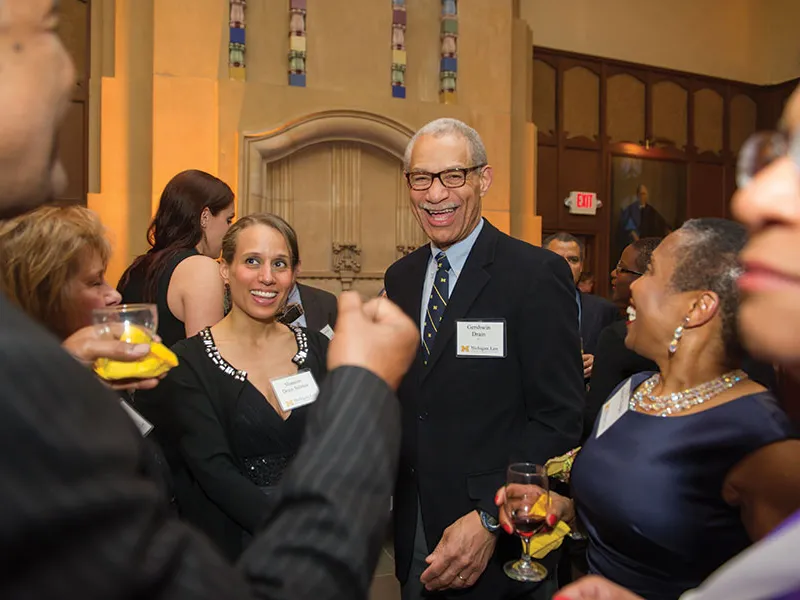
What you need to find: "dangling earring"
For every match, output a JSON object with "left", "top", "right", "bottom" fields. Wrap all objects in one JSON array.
[
  {"left": 668, "top": 313, "right": 692, "bottom": 356},
  {"left": 223, "top": 282, "right": 231, "bottom": 315}
]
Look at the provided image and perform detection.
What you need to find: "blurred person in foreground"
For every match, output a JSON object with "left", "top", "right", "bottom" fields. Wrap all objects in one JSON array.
[{"left": 0, "top": 1, "right": 419, "bottom": 598}]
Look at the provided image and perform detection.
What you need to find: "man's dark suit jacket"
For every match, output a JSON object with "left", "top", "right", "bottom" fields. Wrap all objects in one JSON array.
[
  {"left": 297, "top": 282, "right": 338, "bottom": 331},
  {"left": 0, "top": 295, "right": 398, "bottom": 599},
  {"left": 384, "top": 220, "right": 585, "bottom": 599},
  {"left": 579, "top": 291, "right": 622, "bottom": 356}
]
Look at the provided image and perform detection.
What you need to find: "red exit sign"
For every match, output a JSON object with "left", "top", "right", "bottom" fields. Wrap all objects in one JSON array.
[
  {"left": 576, "top": 192, "right": 595, "bottom": 208},
  {"left": 566, "top": 191, "right": 599, "bottom": 215}
]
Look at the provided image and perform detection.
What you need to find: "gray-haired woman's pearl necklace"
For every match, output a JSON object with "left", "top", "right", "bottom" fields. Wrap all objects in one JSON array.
[{"left": 630, "top": 369, "right": 748, "bottom": 417}]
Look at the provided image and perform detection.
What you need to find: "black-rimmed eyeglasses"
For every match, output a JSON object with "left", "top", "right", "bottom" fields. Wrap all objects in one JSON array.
[
  {"left": 615, "top": 262, "right": 643, "bottom": 277},
  {"left": 405, "top": 164, "right": 486, "bottom": 191},
  {"left": 737, "top": 130, "right": 800, "bottom": 189}
]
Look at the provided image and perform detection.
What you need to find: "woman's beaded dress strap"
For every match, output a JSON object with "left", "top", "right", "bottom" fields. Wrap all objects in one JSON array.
[
  {"left": 289, "top": 325, "right": 309, "bottom": 367},
  {"left": 200, "top": 326, "right": 309, "bottom": 380},
  {"left": 200, "top": 328, "right": 247, "bottom": 381}
]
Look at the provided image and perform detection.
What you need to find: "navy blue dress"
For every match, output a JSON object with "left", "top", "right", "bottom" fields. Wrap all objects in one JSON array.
[{"left": 572, "top": 371, "right": 794, "bottom": 600}]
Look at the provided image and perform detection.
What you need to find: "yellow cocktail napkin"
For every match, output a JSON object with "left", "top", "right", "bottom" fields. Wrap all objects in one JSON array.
[
  {"left": 529, "top": 521, "right": 572, "bottom": 558},
  {"left": 94, "top": 325, "right": 178, "bottom": 380}
]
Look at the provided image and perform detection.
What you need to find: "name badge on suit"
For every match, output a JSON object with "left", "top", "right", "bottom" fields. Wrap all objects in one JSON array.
[{"left": 456, "top": 319, "right": 506, "bottom": 358}]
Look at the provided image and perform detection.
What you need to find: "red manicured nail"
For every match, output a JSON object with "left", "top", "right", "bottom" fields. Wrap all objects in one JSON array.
[
  {"left": 546, "top": 514, "right": 557, "bottom": 527},
  {"left": 494, "top": 491, "right": 501, "bottom": 505},
  {"left": 502, "top": 522, "right": 513, "bottom": 534}
]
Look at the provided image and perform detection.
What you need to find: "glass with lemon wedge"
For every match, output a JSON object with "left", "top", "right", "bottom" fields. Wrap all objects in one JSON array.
[{"left": 92, "top": 304, "right": 178, "bottom": 382}]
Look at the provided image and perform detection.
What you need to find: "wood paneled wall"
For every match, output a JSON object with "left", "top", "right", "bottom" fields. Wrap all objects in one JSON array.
[{"left": 534, "top": 46, "right": 797, "bottom": 298}]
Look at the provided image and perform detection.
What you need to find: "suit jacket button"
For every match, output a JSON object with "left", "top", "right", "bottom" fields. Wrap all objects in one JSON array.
[{"left": 418, "top": 412, "right": 427, "bottom": 421}]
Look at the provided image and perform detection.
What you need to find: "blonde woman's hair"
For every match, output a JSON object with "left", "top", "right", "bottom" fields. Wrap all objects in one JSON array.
[{"left": 0, "top": 205, "right": 111, "bottom": 338}]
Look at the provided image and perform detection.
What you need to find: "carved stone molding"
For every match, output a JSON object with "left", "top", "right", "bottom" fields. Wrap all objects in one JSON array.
[
  {"left": 396, "top": 244, "right": 419, "bottom": 257},
  {"left": 239, "top": 110, "right": 415, "bottom": 292},
  {"left": 241, "top": 110, "right": 414, "bottom": 222},
  {"left": 332, "top": 243, "right": 362, "bottom": 274}
]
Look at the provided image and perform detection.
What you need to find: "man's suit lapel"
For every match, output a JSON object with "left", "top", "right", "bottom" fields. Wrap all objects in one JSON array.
[
  {"left": 393, "top": 247, "right": 429, "bottom": 323},
  {"left": 422, "top": 221, "right": 498, "bottom": 381},
  {"left": 297, "top": 284, "right": 320, "bottom": 330},
  {"left": 390, "top": 247, "right": 430, "bottom": 378}
]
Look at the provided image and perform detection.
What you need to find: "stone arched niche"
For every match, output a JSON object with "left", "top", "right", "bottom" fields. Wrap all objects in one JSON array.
[{"left": 239, "top": 110, "right": 426, "bottom": 296}]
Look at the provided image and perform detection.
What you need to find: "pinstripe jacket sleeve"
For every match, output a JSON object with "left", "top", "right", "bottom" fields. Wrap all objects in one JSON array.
[{"left": 0, "top": 297, "right": 399, "bottom": 600}]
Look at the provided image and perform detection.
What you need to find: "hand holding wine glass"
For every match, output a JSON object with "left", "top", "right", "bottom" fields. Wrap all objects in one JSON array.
[
  {"left": 90, "top": 304, "right": 178, "bottom": 388},
  {"left": 502, "top": 463, "right": 550, "bottom": 582},
  {"left": 496, "top": 486, "right": 575, "bottom": 535},
  {"left": 62, "top": 325, "right": 161, "bottom": 391}
]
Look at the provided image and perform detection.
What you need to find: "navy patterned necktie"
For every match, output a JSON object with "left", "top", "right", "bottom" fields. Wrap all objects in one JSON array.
[{"left": 422, "top": 251, "right": 451, "bottom": 365}]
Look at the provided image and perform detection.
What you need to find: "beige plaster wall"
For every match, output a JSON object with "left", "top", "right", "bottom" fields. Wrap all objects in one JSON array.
[
  {"left": 755, "top": 0, "right": 800, "bottom": 84},
  {"left": 521, "top": 0, "right": 800, "bottom": 85},
  {"left": 89, "top": 0, "right": 536, "bottom": 288}
]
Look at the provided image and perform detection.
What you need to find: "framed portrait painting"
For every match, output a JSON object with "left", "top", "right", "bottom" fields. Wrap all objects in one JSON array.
[{"left": 610, "top": 156, "right": 687, "bottom": 265}]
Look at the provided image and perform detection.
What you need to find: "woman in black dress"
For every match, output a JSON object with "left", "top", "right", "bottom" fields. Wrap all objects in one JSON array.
[
  {"left": 117, "top": 170, "right": 235, "bottom": 347},
  {"left": 139, "top": 213, "right": 330, "bottom": 561}
]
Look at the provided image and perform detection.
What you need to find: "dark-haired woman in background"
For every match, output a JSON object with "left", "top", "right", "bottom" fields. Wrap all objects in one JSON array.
[
  {"left": 498, "top": 219, "right": 799, "bottom": 600},
  {"left": 117, "top": 169, "right": 235, "bottom": 347}
]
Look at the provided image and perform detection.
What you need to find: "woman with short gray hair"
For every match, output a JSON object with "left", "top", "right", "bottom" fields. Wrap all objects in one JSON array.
[{"left": 497, "top": 218, "right": 799, "bottom": 600}]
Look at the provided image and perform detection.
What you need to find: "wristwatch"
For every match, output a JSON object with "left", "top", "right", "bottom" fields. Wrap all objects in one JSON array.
[{"left": 478, "top": 510, "right": 501, "bottom": 533}]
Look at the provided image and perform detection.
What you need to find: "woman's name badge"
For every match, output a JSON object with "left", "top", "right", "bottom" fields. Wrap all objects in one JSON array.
[
  {"left": 271, "top": 370, "right": 319, "bottom": 412},
  {"left": 595, "top": 379, "right": 631, "bottom": 438},
  {"left": 456, "top": 320, "right": 506, "bottom": 358}
]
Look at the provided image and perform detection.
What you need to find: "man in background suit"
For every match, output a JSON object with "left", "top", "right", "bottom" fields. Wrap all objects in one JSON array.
[
  {"left": 285, "top": 281, "right": 338, "bottom": 333},
  {"left": 542, "top": 233, "right": 620, "bottom": 587},
  {"left": 0, "top": 1, "right": 420, "bottom": 597},
  {"left": 384, "top": 118, "right": 585, "bottom": 599},
  {"left": 280, "top": 236, "right": 337, "bottom": 333},
  {"left": 543, "top": 233, "right": 620, "bottom": 380}
]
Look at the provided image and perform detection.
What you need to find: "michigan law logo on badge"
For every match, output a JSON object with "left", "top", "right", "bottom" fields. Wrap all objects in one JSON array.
[{"left": 456, "top": 320, "right": 506, "bottom": 358}]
